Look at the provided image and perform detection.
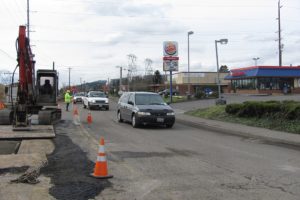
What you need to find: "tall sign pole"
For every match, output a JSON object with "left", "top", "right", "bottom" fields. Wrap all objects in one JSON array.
[{"left": 163, "top": 41, "right": 179, "bottom": 103}]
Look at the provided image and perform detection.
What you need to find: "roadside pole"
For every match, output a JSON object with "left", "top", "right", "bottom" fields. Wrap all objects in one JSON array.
[
  {"left": 163, "top": 41, "right": 179, "bottom": 104},
  {"left": 170, "top": 70, "right": 173, "bottom": 103}
]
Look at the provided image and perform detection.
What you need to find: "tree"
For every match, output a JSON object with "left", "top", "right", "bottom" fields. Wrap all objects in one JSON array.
[
  {"left": 219, "top": 65, "right": 229, "bottom": 72},
  {"left": 153, "top": 70, "right": 162, "bottom": 84}
]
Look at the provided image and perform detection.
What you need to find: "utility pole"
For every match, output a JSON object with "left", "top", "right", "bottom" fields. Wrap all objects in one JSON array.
[
  {"left": 80, "top": 77, "right": 82, "bottom": 92},
  {"left": 120, "top": 66, "right": 122, "bottom": 91},
  {"left": 68, "top": 67, "right": 71, "bottom": 90},
  {"left": 27, "top": 0, "right": 30, "bottom": 39},
  {"left": 277, "top": 0, "right": 283, "bottom": 66}
]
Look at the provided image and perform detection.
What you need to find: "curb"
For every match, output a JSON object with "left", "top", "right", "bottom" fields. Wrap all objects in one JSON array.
[{"left": 176, "top": 117, "right": 300, "bottom": 148}]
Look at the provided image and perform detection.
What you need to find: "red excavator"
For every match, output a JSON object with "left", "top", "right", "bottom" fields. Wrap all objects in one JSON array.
[{"left": 0, "top": 25, "right": 61, "bottom": 130}]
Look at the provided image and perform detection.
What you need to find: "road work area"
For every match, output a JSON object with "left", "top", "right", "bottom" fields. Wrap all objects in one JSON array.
[{"left": 1, "top": 97, "right": 300, "bottom": 200}]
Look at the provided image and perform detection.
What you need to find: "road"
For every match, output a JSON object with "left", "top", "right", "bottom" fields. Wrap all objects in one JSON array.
[{"left": 45, "top": 98, "right": 300, "bottom": 200}]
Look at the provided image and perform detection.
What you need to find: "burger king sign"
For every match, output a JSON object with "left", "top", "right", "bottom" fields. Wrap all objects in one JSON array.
[{"left": 163, "top": 41, "right": 178, "bottom": 57}]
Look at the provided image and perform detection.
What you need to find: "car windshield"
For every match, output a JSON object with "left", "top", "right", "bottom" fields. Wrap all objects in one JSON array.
[
  {"left": 135, "top": 93, "right": 166, "bottom": 105},
  {"left": 75, "top": 92, "right": 84, "bottom": 97},
  {"left": 89, "top": 92, "right": 105, "bottom": 97}
]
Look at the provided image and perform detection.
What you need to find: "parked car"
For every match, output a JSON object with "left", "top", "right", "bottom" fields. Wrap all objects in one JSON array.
[
  {"left": 117, "top": 92, "right": 175, "bottom": 128},
  {"left": 82, "top": 91, "right": 109, "bottom": 110},
  {"left": 73, "top": 92, "right": 85, "bottom": 104},
  {"left": 204, "top": 88, "right": 213, "bottom": 95},
  {"left": 158, "top": 89, "right": 179, "bottom": 96}
]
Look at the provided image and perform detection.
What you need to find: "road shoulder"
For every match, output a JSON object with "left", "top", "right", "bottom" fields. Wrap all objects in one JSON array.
[{"left": 176, "top": 113, "right": 300, "bottom": 147}]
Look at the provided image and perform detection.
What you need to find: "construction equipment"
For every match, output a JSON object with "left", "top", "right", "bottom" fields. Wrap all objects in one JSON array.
[{"left": 0, "top": 25, "right": 61, "bottom": 129}]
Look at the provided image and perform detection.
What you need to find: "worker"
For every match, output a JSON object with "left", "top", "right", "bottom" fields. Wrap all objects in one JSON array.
[
  {"left": 64, "top": 90, "right": 72, "bottom": 111},
  {"left": 41, "top": 79, "right": 53, "bottom": 95}
]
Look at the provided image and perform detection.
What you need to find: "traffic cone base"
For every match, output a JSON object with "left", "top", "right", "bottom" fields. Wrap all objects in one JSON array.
[
  {"left": 90, "top": 173, "right": 113, "bottom": 179},
  {"left": 73, "top": 105, "right": 81, "bottom": 125}
]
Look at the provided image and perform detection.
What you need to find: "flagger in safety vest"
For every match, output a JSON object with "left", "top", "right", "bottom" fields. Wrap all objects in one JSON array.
[{"left": 64, "top": 90, "right": 72, "bottom": 111}]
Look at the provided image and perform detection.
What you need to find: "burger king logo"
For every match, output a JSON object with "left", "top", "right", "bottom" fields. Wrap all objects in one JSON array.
[{"left": 164, "top": 41, "right": 178, "bottom": 56}]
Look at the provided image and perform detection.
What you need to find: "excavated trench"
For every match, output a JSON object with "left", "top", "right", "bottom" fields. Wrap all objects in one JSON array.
[{"left": 41, "top": 121, "right": 111, "bottom": 200}]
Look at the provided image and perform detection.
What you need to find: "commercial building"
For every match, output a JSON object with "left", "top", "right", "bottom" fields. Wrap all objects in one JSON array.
[
  {"left": 225, "top": 66, "right": 300, "bottom": 94},
  {"left": 169, "top": 72, "right": 229, "bottom": 95}
]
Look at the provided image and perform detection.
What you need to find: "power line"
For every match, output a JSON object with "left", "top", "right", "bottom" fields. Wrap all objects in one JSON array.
[{"left": 0, "top": 49, "right": 16, "bottom": 61}]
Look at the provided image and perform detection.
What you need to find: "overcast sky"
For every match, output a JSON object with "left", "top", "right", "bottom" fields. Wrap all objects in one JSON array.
[{"left": 0, "top": 0, "right": 299, "bottom": 87}]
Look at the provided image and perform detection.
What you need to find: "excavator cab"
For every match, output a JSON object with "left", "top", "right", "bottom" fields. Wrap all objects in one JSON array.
[{"left": 36, "top": 69, "right": 58, "bottom": 106}]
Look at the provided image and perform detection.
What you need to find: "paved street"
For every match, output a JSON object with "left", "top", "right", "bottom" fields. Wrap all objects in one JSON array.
[
  {"left": 49, "top": 97, "right": 300, "bottom": 200},
  {"left": 1, "top": 95, "right": 300, "bottom": 200}
]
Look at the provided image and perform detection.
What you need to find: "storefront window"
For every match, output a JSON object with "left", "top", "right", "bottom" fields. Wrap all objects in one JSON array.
[
  {"left": 232, "top": 78, "right": 257, "bottom": 89},
  {"left": 257, "top": 77, "right": 293, "bottom": 90}
]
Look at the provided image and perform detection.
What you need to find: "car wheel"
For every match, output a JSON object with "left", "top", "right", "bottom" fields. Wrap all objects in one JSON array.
[
  {"left": 131, "top": 114, "right": 139, "bottom": 128},
  {"left": 106, "top": 107, "right": 109, "bottom": 111},
  {"left": 166, "top": 123, "right": 174, "bottom": 128},
  {"left": 117, "top": 111, "right": 123, "bottom": 123}
]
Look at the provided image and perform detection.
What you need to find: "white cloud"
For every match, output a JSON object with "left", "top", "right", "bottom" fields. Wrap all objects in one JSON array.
[{"left": 0, "top": 0, "right": 299, "bottom": 87}]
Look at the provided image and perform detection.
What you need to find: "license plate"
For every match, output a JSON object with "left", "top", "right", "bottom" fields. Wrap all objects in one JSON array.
[{"left": 157, "top": 118, "right": 164, "bottom": 122}]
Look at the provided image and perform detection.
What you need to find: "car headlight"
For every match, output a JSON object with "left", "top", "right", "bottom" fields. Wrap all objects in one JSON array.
[
  {"left": 137, "top": 112, "right": 151, "bottom": 116},
  {"left": 105, "top": 99, "right": 109, "bottom": 103},
  {"left": 91, "top": 99, "right": 96, "bottom": 103},
  {"left": 167, "top": 112, "right": 175, "bottom": 116}
]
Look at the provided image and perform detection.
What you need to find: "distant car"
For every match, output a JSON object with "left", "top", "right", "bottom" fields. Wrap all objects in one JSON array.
[
  {"left": 204, "top": 88, "right": 213, "bottom": 95},
  {"left": 158, "top": 89, "right": 179, "bottom": 96},
  {"left": 82, "top": 91, "right": 109, "bottom": 110},
  {"left": 117, "top": 92, "right": 175, "bottom": 128},
  {"left": 73, "top": 92, "right": 85, "bottom": 104}
]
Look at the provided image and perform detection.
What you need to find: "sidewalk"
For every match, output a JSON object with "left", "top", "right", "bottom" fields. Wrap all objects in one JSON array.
[{"left": 176, "top": 113, "right": 300, "bottom": 147}]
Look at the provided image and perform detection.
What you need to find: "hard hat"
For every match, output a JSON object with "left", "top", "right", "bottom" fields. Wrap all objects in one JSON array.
[{"left": 67, "top": 90, "right": 70, "bottom": 93}]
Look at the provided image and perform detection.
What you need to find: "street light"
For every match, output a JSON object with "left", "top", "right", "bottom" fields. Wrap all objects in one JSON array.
[
  {"left": 187, "top": 31, "right": 194, "bottom": 97},
  {"left": 253, "top": 57, "right": 260, "bottom": 66},
  {"left": 116, "top": 66, "right": 123, "bottom": 92},
  {"left": 215, "top": 38, "right": 228, "bottom": 101}
]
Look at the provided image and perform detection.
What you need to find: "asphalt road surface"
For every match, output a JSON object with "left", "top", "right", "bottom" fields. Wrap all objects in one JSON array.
[{"left": 47, "top": 98, "right": 300, "bottom": 200}]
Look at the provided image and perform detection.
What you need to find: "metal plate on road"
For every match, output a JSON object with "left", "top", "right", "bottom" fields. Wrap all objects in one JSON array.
[{"left": 0, "top": 125, "right": 55, "bottom": 139}]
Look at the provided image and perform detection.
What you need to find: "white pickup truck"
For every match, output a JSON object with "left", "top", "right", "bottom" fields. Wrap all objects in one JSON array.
[{"left": 82, "top": 91, "right": 109, "bottom": 110}]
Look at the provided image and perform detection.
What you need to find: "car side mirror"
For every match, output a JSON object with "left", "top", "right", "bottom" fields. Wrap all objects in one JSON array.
[
  {"left": 86, "top": 94, "right": 88, "bottom": 97},
  {"left": 128, "top": 101, "right": 134, "bottom": 105},
  {"left": 167, "top": 102, "right": 171, "bottom": 105}
]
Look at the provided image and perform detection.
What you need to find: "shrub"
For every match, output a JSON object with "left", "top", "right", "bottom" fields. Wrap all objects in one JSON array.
[
  {"left": 237, "top": 101, "right": 261, "bottom": 117},
  {"left": 225, "top": 103, "right": 243, "bottom": 114},
  {"left": 210, "top": 92, "right": 219, "bottom": 98},
  {"left": 194, "top": 91, "right": 205, "bottom": 99},
  {"left": 261, "top": 101, "right": 281, "bottom": 115},
  {"left": 281, "top": 102, "right": 300, "bottom": 120},
  {"left": 225, "top": 100, "right": 300, "bottom": 120}
]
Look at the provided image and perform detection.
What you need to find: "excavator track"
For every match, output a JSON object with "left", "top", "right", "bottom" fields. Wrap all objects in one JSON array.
[
  {"left": 38, "top": 109, "right": 61, "bottom": 125},
  {"left": 0, "top": 109, "right": 13, "bottom": 125}
]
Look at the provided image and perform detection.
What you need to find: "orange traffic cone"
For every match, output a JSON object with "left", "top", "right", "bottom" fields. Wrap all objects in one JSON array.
[
  {"left": 73, "top": 105, "right": 79, "bottom": 115},
  {"left": 91, "top": 137, "right": 113, "bottom": 179},
  {"left": 73, "top": 105, "right": 80, "bottom": 125},
  {"left": 0, "top": 102, "right": 5, "bottom": 110},
  {"left": 87, "top": 111, "right": 92, "bottom": 124}
]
